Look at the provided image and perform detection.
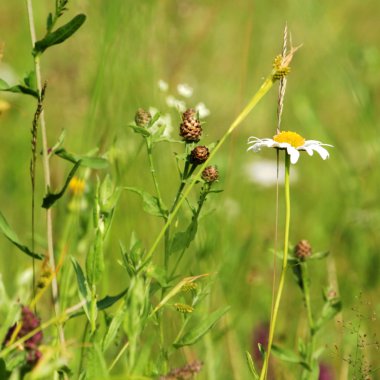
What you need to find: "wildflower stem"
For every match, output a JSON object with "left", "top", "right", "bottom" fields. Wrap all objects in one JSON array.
[
  {"left": 143, "top": 74, "right": 276, "bottom": 266},
  {"left": 145, "top": 138, "right": 164, "bottom": 215},
  {"left": 300, "top": 261, "right": 316, "bottom": 379},
  {"left": 259, "top": 152, "right": 291, "bottom": 380},
  {"left": 26, "top": 0, "right": 64, "bottom": 345}
]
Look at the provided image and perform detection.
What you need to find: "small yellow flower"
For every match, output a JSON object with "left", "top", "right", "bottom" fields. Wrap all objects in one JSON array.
[
  {"left": 0, "top": 99, "right": 11, "bottom": 114},
  {"left": 68, "top": 176, "right": 85, "bottom": 195}
]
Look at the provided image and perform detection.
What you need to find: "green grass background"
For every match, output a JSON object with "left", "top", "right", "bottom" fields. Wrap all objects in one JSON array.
[{"left": 1, "top": 0, "right": 379, "bottom": 378}]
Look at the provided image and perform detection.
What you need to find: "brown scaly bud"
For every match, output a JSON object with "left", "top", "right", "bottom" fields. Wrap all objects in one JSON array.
[
  {"left": 201, "top": 165, "right": 219, "bottom": 183},
  {"left": 182, "top": 108, "right": 197, "bottom": 121},
  {"left": 189, "top": 146, "right": 209, "bottom": 165},
  {"left": 294, "top": 240, "right": 312, "bottom": 260},
  {"left": 135, "top": 108, "right": 152, "bottom": 127},
  {"left": 160, "top": 360, "right": 203, "bottom": 380},
  {"left": 180, "top": 108, "right": 202, "bottom": 142}
]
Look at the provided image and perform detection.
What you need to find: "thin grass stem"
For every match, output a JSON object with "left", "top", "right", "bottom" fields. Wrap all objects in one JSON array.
[
  {"left": 259, "top": 152, "right": 291, "bottom": 380},
  {"left": 25, "top": 0, "right": 64, "bottom": 345}
]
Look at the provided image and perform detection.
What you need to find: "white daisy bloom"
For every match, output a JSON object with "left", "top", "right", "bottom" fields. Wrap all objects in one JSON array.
[
  {"left": 158, "top": 79, "right": 169, "bottom": 92},
  {"left": 177, "top": 83, "right": 193, "bottom": 98},
  {"left": 166, "top": 95, "right": 186, "bottom": 112},
  {"left": 195, "top": 102, "right": 210, "bottom": 118},
  {"left": 247, "top": 131, "right": 333, "bottom": 164}
]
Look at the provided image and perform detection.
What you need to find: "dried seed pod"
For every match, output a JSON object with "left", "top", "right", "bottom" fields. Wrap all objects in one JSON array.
[
  {"left": 180, "top": 108, "right": 202, "bottom": 142},
  {"left": 201, "top": 165, "right": 219, "bottom": 183},
  {"left": 294, "top": 239, "right": 312, "bottom": 260},
  {"left": 189, "top": 145, "right": 209, "bottom": 165},
  {"left": 135, "top": 108, "right": 152, "bottom": 127}
]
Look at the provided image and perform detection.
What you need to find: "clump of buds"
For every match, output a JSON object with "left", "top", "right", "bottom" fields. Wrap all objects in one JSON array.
[
  {"left": 189, "top": 146, "right": 209, "bottom": 165},
  {"left": 160, "top": 360, "right": 203, "bottom": 380},
  {"left": 2, "top": 306, "right": 43, "bottom": 367},
  {"left": 294, "top": 239, "right": 312, "bottom": 260},
  {"left": 135, "top": 108, "right": 152, "bottom": 127},
  {"left": 179, "top": 108, "right": 202, "bottom": 142},
  {"left": 201, "top": 165, "right": 219, "bottom": 183}
]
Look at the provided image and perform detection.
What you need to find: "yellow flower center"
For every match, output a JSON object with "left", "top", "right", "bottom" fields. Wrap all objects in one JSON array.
[{"left": 273, "top": 131, "right": 305, "bottom": 148}]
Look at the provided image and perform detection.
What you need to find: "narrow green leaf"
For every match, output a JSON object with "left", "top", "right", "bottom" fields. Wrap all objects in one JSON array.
[
  {"left": 308, "top": 251, "right": 329, "bottom": 261},
  {"left": 174, "top": 306, "right": 230, "bottom": 348},
  {"left": 314, "top": 297, "right": 342, "bottom": 332},
  {"left": 124, "top": 187, "right": 166, "bottom": 217},
  {"left": 245, "top": 351, "right": 259, "bottom": 379},
  {"left": 85, "top": 341, "right": 108, "bottom": 380},
  {"left": 103, "top": 302, "right": 127, "bottom": 351},
  {"left": 55, "top": 148, "right": 108, "bottom": 169},
  {"left": 0, "top": 79, "right": 9, "bottom": 90},
  {"left": 170, "top": 220, "right": 198, "bottom": 254},
  {"left": 271, "top": 344, "right": 304, "bottom": 364},
  {"left": 0, "top": 83, "right": 38, "bottom": 99},
  {"left": 97, "top": 288, "right": 128, "bottom": 310},
  {"left": 34, "top": 14, "right": 86, "bottom": 55},
  {"left": 86, "top": 230, "right": 104, "bottom": 287},
  {"left": 128, "top": 124, "right": 151, "bottom": 137},
  {"left": 71, "top": 256, "right": 91, "bottom": 321},
  {"left": 0, "top": 212, "right": 43, "bottom": 259},
  {"left": 42, "top": 160, "right": 81, "bottom": 208}
]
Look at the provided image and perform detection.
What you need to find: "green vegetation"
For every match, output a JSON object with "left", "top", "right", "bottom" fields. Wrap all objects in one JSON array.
[{"left": 0, "top": 1, "right": 379, "bottom": 379}]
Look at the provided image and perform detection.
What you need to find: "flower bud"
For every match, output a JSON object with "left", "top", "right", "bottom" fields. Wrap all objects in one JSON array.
[
  {"left": 189, "top": 146, "right": 209, "bottom": 165},
  {"left": 294, "top": 239, "right": 312, "bottom": 260},
  {"left": 201, "top": 165, "right": 219, "bottom": 183},
  {"left": 179, "top": 108, "right": 202, "bottom": 142},
  {"left": 135, "top": 108, "right": 152, "bottom": 127}
]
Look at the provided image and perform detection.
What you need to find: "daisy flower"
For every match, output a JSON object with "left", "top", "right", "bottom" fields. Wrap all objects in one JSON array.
[{"left": 247, "top": 131, "right": 333, "bottom": 164}]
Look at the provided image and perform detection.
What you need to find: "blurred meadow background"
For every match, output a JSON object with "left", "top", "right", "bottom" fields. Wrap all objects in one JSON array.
[{"left": 0, "top": 0, "right": 379, "bottom": 379}]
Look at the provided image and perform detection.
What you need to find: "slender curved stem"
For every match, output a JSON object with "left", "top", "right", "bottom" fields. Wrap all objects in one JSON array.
[
  {"left": 259, "top": 152, "right": 291, "bottom": 380},
  {"left": 26, "top": 0, "right": 64, "bottom": 345}
]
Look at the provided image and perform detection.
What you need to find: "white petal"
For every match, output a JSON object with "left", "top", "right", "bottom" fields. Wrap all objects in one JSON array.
[
  {"left": 303, "top": 146, "right": 314, "bottom": 156},
  {"left": 177, "top": 83, "right": 193, "bottom": 98},
  {"left": 311, "top": 145, "right": 330, "bottom": 160},
  {"left": 287, "top": 147, "right": 300, "bottom": 164},
  {"left": 195, "top": 102, "right": 210, "bottom": 118},
  {"left": 158, "top": 79, "right": 168, "bottom": 92}
]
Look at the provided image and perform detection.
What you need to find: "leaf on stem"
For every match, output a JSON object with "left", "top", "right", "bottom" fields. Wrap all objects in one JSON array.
[
  {"left": 173, "top": 305, "right": 230, "bottom": 348},
  {"left": 55, "top": 148, "right": 108, "bottom": 169},
  {"left": 170, "top": 220, "right": 198, "bottom": 254},
  {"left": 0, "top": 212, "right": 43, "bottom": 260},
  {"left": 0, "top": 78, "right": 38, "bottom": 99},
  {"left": 71, "top": 257, "right": 91, "bottom": 321},
  {"left": 314, "top": 296, "right": 342, "bottom": 333},
  {"left": 272, "top": 344, "right": 311, "bottom": 370},
  {"left": 245, "top": 351, "right": 259, "bottom": 379},
  {"left": 124, "top": 187, "right": 167, "bottom": 217},
  {"left": 33, "top": 14, "right": 86, "bottom": 55},
  {"left": 42, "top": 160, "right": 81, "bottom": 209}
]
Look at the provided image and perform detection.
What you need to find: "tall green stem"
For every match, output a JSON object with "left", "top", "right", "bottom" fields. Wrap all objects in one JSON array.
[
  {"left": 26, "top": 0, "right": 64, "bottom": 345},
  {"left": 300, "top": 262, "right": 316, "bottom": 379},
  {"left": 259, "top": 152, "right": 291, "bottom": 380}
]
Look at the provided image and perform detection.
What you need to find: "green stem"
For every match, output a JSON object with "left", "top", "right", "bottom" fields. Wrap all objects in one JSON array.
[
  {"left": 259, "top": 152, "right": 291, "bottom": 380},
  {"left": 26, "top": 0, "right": 64, "bottom": 345},
  {"left": 145, "top": 138, "right": 164, "bottom": 216},
  {"left": 300, "top": 261, "right": 316, "bottom": 379},
  {"left": 143, "top": 75, "right": 276, "bottom": 266}
]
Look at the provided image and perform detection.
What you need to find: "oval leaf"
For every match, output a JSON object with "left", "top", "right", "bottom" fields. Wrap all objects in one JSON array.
[{"left": 34, "top": 14, "right": 86, "bottom": 55}]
